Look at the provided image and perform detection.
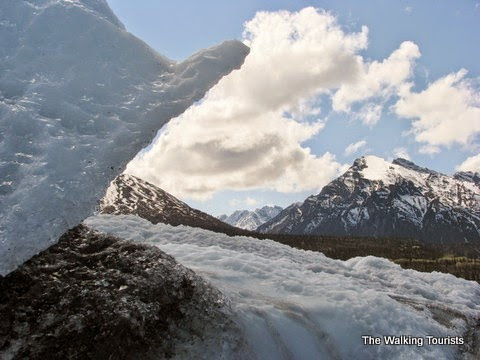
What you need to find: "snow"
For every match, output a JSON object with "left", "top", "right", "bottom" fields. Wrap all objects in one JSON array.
[
  {"left": 102, "top": 174, "right": 174, "bottom": 214},
  {"left": 220, "top": 206, "right": 283, "bottom": 231},
  {"left": 359, "top": 156, "right": 480, "bottom": 211},
  {"left": 361, "top": 156, "right": 397, "bottom": 182},
  {"left": 0, "top": 0, "right": 249, "bottom": 275},
  {"left": 360, "top": 156, "right": 436, "bottom": 189},
  {"left": 86, "top": 214, "right": 480, "bottom": 360}
]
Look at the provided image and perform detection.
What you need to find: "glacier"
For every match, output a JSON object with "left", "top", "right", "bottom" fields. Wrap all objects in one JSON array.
[
  {"left": 86, "top": 214, "right": 480, "bottom": 360},
  {"left": 0, "top": 0, "right": 249, "bottom": 275}
]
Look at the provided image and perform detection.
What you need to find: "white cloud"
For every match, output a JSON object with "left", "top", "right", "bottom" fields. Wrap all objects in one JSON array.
[
  {"left": 395, "top": 69, "right": 480, "bottom": 149},
  {"left": 125, "top": 8, "right": 445, "bottom": 200},
  {"left": 344, "top": 140, "right": 367, "bottom": 156},
  {"left": 457, "top": 154, "right": 480, "bottom": 173},
  {"left": 228, "top": 199, "right": 241, "bottom": 207},
  {"left": 404, "top": 6, "right": 413, "bottom": 14},
  {"left": 229, "top": 197, "right": 257, "bottom": 207},
  {"left": 332, "top": 41, "right": 420, "bottom": 113},
  {"left": 355, "top": 103, "right": 382, "bottom": 126},
  {"left": 418, "top": 145, "right": 441, "bottom": 155},
  {"left": 392, "top": 147, "right": 410, "bottom": 160},
  {"left": 126, "top": 8, "right": 369, "bottom": 199}
]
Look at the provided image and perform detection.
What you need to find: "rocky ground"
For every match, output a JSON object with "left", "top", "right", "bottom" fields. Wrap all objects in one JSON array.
[{"left": 0, "top": 225, "right": 244, "bottom": 360}]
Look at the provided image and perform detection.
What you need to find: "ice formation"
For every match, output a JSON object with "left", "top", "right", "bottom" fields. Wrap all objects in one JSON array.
[
  {"left": 86, "top": 214, "right": 480, "bottom": 359},
  {"left": 0, "top": 0, "right": 249, "bottom": 274}
]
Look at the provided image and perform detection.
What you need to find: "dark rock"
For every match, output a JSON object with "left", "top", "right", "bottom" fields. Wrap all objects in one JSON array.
[
  {"left": 0, "top": 225, "right": 242, "bottom": 359},
  {"left": 454, "top": 171, "right": 480, "bottom": 187},
  {"left": 393, "top": 157, "right": 439, "bottom": 175}
]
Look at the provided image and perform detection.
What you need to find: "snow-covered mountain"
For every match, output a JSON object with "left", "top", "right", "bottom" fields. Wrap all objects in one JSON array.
[
  {"left": 0, "top": 0, "right": 249, "bottom": 275},
  {"left": 101, "top": 174, "right": 237, "bottom": 233},
  {"left": 258, "top": 156, "right": 480, "bottom": 243},
  {"left": 218, "top": 205, "right": 283, "bottom": 231}
]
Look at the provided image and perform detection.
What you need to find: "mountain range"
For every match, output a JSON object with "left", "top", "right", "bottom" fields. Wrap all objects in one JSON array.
[
  {"left": 218, "top": 206, "right": 283, "bottom": 230},
  {"left": 258, "top": 156, "right": 480, "bottom": 243},
  {"left": 103, "top": 156, "right": 479, "bottom": 245}
]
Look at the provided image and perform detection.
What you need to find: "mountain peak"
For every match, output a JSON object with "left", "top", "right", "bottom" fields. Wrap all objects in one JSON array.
[
  {"left": 259, "top": 155, "right": 480, "bottom": 242},
  {"left": 352, "top": 156, "right": 437, "bottom": 176},
  {"left": 346, "top": 156, "right": 443, "bottom": 186},
  {"left": 351, "top": 155, "right": 391, "bottom": 172},
  {"left": 101, "top": 174, "right": 237, "bottom": 233},
  {"left": 392, "top": 158, "right": 438, "bottom": 175},
  {"left": 219, "top": 205, "right": 283, "bottom": 231}
]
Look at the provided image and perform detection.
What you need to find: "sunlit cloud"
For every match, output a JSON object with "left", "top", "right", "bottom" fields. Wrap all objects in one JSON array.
[
  {"left": 395, "top": 69, "right": 480, "bottom": 150},
  {"left": 457, "top": 154, "right": 480, "bottom": 173},
  {"left": 344, "top": 140, "right": 367, "bottom": 156},
  {"left": 126, "top": 7, "right": 476, "bottom": 200},
  {"left": 127, "top": 7, "right": 370, "bottom": 199},
  {"left": 392, "top": 147, "right": 411, "bottom": 160}
]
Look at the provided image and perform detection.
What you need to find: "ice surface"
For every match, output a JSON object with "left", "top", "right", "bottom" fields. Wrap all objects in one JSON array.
[
  {"left": 86, "top": 214, "right": 480, "bottom": 360},
  {"left": 0, "top": 0, "right": 249, "bottom": 275}
]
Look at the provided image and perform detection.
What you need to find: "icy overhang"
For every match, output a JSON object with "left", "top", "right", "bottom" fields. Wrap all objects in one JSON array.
[{"left": 0, "top": 0, "right": 249, "bottom": 275}]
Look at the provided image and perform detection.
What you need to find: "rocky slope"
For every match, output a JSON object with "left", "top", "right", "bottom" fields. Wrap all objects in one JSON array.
[
  {"left": 258, "top": 156, "right": 480, "bottom": 243},
  {"left": 218, "top": 205, "right": 283, "bottom": 231},
  {"left": 101, "top": 174, "right": 239, "bottom": 234},
  {"left": 0, "top": 225, "right": 245, "bottom": 360}
]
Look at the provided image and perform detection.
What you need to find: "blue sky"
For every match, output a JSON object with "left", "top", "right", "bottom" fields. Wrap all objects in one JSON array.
[{"left": 107, "top": 0, "right": 480, "bottom": 216}]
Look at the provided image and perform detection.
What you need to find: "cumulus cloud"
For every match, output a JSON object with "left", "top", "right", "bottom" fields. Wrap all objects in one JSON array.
[
  {"left": 229, "top": 197, "right": 258, "bottom": 207},
  {"left": 125, "top": 7, "right": 439, "bottom": 200},
  {"left": 127, "top": 7, "right": 370, "bottom": 199},
  {"left": 332, "top": 41, "right": 420, "bottom": 113},
  {"left": 418, "top": 145, "right": 441, "bottom": 155},
  {"left": 392, "top": 147, "right": 411, "bottom": 160},
  {"left": 395, "top": 69, "right": 480, "bottom": 149},
  {"left": 344, "top": 140, "right": 367, "bottom": 156},
  {"left": 355, "top": 103, "right": 382, "bottom": 126},
  {"left": 457, "top": 154, "right": 480, "bottom": 173}
]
